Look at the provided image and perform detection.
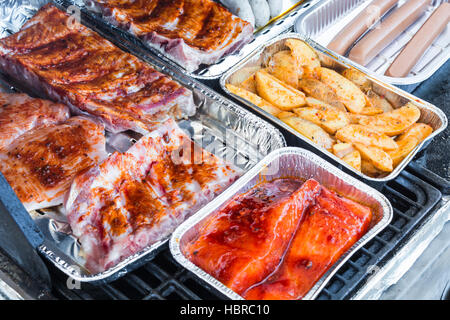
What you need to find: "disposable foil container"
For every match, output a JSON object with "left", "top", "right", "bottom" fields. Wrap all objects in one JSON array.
[
  {"left": 0, "top": 0, "right": 286, "bottom": 284},
  {"left": 294, "top": 0, "right": 450, "bottom": 89},
  {"left": 170, "top": 147, "right": 393, "bottom": 300},
  {"left": 220, "top": 33, "right": 448, "bottom": 182}
]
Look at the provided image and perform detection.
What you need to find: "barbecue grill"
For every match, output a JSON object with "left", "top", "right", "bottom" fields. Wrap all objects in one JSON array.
[{"left": 0, "top": 0, "right": 449, "bottom": 300}]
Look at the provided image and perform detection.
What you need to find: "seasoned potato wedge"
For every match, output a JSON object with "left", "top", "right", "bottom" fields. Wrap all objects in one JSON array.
[
  {"left": 298, "top": 79, "right": 347, "bottom": 111},
  {"left": 361, "top": 160, "right": 383, "bottom": 176},
  {"left": 267, "top": 50, "right": 299, "bottom": 88},
  {"left": 317, "top": 67, "right": 366, "bottom": 114},
  {"left": 358, "top": 103, "right": 421, "bottom": 136},
  {"left": 240, "top": 74, "right": 257, "bottom": 93},
  {"left": 332, "top": 143, "right": 355, "bottom": 158},
  {"left": 293, "top": 105, "right": 350, "bottom": 134},
  {"left": 279, "top": 115, "right": 334, "bottom": 150},
  {"left": 341, "top": 68, "right": 372, "bottom": 92},
  {"left": 349, "top": 113, "right": 369, "bottom": 124},
  {"left": 342, "top": 150, "right": 361, "bottom": 171},
  {"left": 354, "top": 143, "right": 393, "bottom": 172},
  {"left": 336, "top": 124, "right": 398, "bottom": 150},
  {"left": 359, "top": 105, "right": 384, "bottom": 116},
  {"left": 366, "top": 90, "right": 394, "bottom": 113},
  {"left": 285, "top": 39, "right": 320, "bottom": 77},
  {"left": 388, "top": 123, "right": 433, "bottom": 166},
  {"left": 226, "top": 84, "right": 282, "bottom": 116},
  {"left": 255, "top": 70, "right": 306, "bottom": 110}
]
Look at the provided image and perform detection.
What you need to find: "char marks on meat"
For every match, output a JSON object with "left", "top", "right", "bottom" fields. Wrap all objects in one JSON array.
[
  {"left": 64, "top": 119, "right": 242, "bottom": 273},
  {"left": 87, "top": 0, "right": 254, "bottom": 71},
  {"left": 0, "top": 4, "right": 196, "bottom": 134},
  {"left": 0, "top": 92, "right": 70, "bottom": 150},
  {"left": 0, "top": 116, "right": 107, "bottom": 211}
]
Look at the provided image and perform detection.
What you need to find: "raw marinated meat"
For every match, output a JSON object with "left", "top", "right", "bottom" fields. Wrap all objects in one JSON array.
[
  {"left": 0, "top": 116, "right": 107, "bottom": 211},
  {"left": 243, "top": 186, "right": 372, "bottom": 299},
  {"left": 0, "top": 4, "right": 195, "bottom": 134},
  {"left": 64, "top": 119, "right": 241, "bottom": 272},
  {"left": 186, "top": 179, "right": 322, "bottom": 295},
  {"left": 87, "top": 0, "right": 254, "bottom": 71},
  {"left": 0, "top": 92, "right": 70, "bottom": 149}
]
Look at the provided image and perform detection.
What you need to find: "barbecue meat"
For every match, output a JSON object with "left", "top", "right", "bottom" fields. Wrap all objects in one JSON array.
[
  {"left": 0, "top": 116, "right": 107, "bottom": 211},
  {"left": 87, "top": 0, "right": 254, "bottom": 71},
  {"left": 64, "top": 119, "right": 241, "bottom": 273},
  {"left": 0, "top": 92, "right": 70, "bottom": 150},
  {"left": 0, "top": 4, "right": 195, "bottom": 134},
  {"left": 186, "top": 179, "right": 322, "bottom": 295},
  {"left": 243, "top": 186, "right": 372, "bottom": 300}
]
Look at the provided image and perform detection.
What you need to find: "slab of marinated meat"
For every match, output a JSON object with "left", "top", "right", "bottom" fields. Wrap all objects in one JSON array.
[
  {"left": 186, "top": 179, "right": 322, "bottom": 295},
  {"left": 0, "top": 4, "right": 195, "bottom": 134},
  {"left": 86, "top": 0, "right": 254, "bottom": 72},
  {"left": 243, "top": 186, "right": 372, "bottom": 300},
  {"left": 0, "top": 116, "right": 107, "bottom": 211},
  {"left": 64, "top": 119, "right": 241, "bottom": 273},
  {"left": 0, "top": 92, "right": 70, "bottom": 150}
]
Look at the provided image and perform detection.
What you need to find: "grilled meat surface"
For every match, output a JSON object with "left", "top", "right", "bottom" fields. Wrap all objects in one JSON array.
[
  {"left": 187, "top": 178, "right": 372, "bottom": 299},
  {"left": 64, "top": 119, "right": 242, "bottom": 273},
  {"left": 0, "top": 92, "right": 70, "bottom": 150},
  {"left": 87, "top": 0, "right": 254, "bottom": 71},
  {"left": 0, "top": 4, "right": 196, "bottom": 134},
  {"left": 186, "top": 179, "right": 322, "bottom": 295},
  {"left": 0, "top": 116, "right": 107, "bottom": 211}
]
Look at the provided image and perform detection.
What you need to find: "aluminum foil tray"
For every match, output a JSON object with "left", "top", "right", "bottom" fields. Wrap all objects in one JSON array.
[
  {"left": 0, "top": 0, "right": 286, "bottom": 285},
  {"left": 53, "top": 0, "right": 320, "bottom": 80},
  {"left": 220, "top": 33, "right": 448, "bottom": 182},
  {"left": 294, "top": 0, "right": 450, "bottom": 88},
  {"left": 170, "top": 147, "right": 393, "bottom": 300}
]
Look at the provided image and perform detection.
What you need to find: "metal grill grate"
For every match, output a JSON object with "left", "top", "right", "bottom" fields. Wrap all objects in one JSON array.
[{"left": 49, "top": 163, "right": 442, "bottom": 300}]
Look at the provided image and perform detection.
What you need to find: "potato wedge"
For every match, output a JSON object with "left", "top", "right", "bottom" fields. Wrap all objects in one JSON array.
[
  {"left": 277, "top": 111, "right": 296, "bottom": 119},
  {"left": 285, "top": 39, "right": 320, "bottom": 77},
  {"left": 341, "top": 68, "right": 372, "bottom": 92},
  {"left": 280, "top": 115, "right": 334, "bottom": 150},
  {"left": 226, "top": 84, "right": 282, "bottom": 116},
  {"left": 366, "top": 90, "right": 394, "bottom": 113},
  {"left": 358, "top": 102, "right": 421, "bottom": 136},
  {"left": 354, "top": 143, "right": 393, "bottom": 172},
  {"left": 388, "top": 123, "right": 433, "bottom": 166},
  {"left": 317, "top": 67, "right": 366, "bottom": 114},
  {"left": 342, "top": 150, "right": 361, "bottom": 171},
  {"left": 359, "top": 105, "right": 384, "bottom": 116},
  {"left": 267, "top": 50, "right": 299, "bottom": 88},
  {"left": 293, "top": 105, "right": 350, "bottom": 134},
  {"left": 332, "top": 143, "right": 355, "bottom": 158},
  {"left": 255, "top": 70, "right": 306, "bottom": 110},
  {"left": 349, "top": 113, "right": 369, "bottom": 124},
  {"left": 298, "top": 79, "right": 347, "bottom": 111},
  {"left": 361, "top": 160, "right": 383, "bottom": 176},
  {"left": 336, "top": 124, "right": 398, "bottom": 151},
  {"left": 239, "top": 74, "right": 257, "bottom": 93}
]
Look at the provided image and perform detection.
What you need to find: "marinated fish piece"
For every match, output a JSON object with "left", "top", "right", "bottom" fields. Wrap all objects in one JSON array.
[
  {"left": 0, "top": 92, "right": 69, "bottom": 149},
  {"left": 244, "top": 186, "right": 372, "bottom": 300},
  {"left": 0, "top": 116, "right": 107, "bottom": 211},
  {"left": 87, "top": 0, "right": 254, "bottom": 72},
  {"left": 64, "top": 119, "right": 241, "bottom": 273},
  {"left": 186, "top": 179, "right": 322, "bottom": 295},
  {"left": 0, "top": 4, "right": 195, "bottom": 135}
]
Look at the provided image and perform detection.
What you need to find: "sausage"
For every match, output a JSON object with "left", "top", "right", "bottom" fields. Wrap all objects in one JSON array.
[
  {"left": 248, "top": 0, "right": 271, "bottom": 28},
  {"left": 328, "top": 0, "right": 399, "bottom": 55},
  {"left": 268, "top": 0, "right": 283, "bottom": 18},
  {"left": 348, "top": 0, "right": 432, "bottom": 66},
  {"left": 220, "top": 0, "right": 255, "bottom": 27},
  {"left": 385, "top": 3, "right": 450, "bottom": 77}
]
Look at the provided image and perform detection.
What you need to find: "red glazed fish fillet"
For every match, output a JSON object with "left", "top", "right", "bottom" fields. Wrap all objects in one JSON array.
[
  {"left": 243, "top": 186, "right": 372, "bottom": 300},
  {"left": 87, "top": 0, "right": 254, "bottom": 71},
  {"left": 186, "top": 179, "right": 322, "bottom": 295},
  {"left": 0, "top": 4, "right": 195, "bottom": 134},
  {"left": 64, "top": 119, "right": 241, "bottom": 272},
  {"left": 0, "top": 116, "right": 107, "bottom": 211},
  {"left": 0, "top": 92, "right": 70, "bottom": 149}
]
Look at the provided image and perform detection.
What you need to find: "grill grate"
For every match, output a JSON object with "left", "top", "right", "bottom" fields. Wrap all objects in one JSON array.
[{"left": 49, "top": 164, "right": 442, "bottom": 300}]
